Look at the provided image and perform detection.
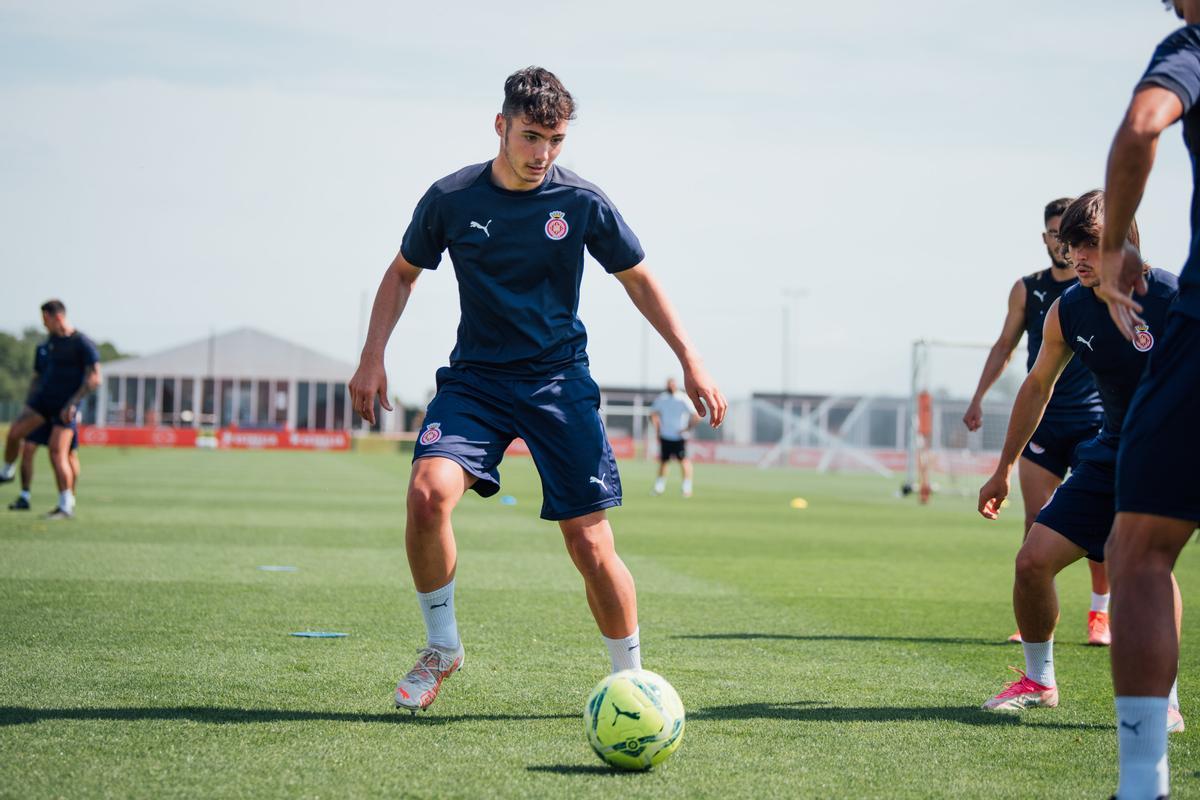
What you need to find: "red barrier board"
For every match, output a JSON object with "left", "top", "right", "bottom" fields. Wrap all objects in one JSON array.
[
  {"left": 217, "top": 429, "right": 350, "bottom": 450},
  {"left": 80, "top": 426, "right": 198, "bottom": 447}
]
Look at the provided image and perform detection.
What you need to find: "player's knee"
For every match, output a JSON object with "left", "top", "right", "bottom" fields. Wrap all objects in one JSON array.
[
  {"left": 1014, "top": 547, "right": 1052, "bottom": 583},
  {"left": 565, "top": 533, "right": 610, "bottom": 578},
  {"left": 407, "top": 479, "right": 457, "bottom": 527}
]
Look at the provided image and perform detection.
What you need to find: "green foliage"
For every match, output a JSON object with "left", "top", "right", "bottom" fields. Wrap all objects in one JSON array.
[
  {"left": 0, "top": 328, "right": 130, "bottom": 405},
  {"left": 1, "top": 451, "right": 1197, "bottom": 798}
]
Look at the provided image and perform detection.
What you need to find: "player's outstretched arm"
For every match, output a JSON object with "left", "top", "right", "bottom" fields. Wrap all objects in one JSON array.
[
  {"left": 349, "top": 252, "right": 423, "bottom": 424},
  {"left": 1100, "top": 86, "right": 1183, "bottom": 338},
  {"left": 614, "top": 263, "right": 727, "bottom": 428},
  {"left": 964, "top": 278, "right": 1026, "bottom": 432},
  {"left": 978, "top": 301, "right": 1073, "bottom": 520}
]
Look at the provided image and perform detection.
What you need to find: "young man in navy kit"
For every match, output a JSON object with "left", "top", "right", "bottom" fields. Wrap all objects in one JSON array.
[
  {"left": 964, "top": 198, "right": 1109, "bottom": 645},
  {"left": 1095, "top": 2, "right": 1200, "bottom": 796},
  {"left": 8, "top": 340, "right": 81, "bottom": 512},
  {"left": 349, "top": 67, "right": 726, "bottom": 713},
  {"left": 976, "top": 193, "right": 1183, "bottom": 733}
]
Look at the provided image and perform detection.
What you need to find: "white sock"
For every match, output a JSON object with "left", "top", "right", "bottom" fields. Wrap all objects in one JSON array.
[
  {"left": 603, "top": 626, "right": 641, "bottom": 672},
  {"left": 19, "top": 490, "right": 30, "bottom": 502},
  {"left": 59, "top": 490, "right": 74, "bottom": 511},
  {"left": 1115, "top": 696, "right": 1169, "bottom": 799},
  {"left": 0, "top": 462, "right": 14, "bottom": 480},
  {"left": 1092, "top": 592, "right": 1111, "bottom": 613},
  {"left": 653, "top": 477, "right": 665, "bottom": 493},
  {"left": 1169, "top": 679, "right": 1180, "bottom": 711},
  {"left": 416, "top": 579, "right": 459, "bottom": 652},
  {"left": 1022, "top": 639, "right": 1055, "bottom": 687},
  {"left": 681, "top": 478, "right": 693, "bottom": 495}
]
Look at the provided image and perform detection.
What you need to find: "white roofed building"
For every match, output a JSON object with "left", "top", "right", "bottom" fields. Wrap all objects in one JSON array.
[{"left": 94, "top": 328, "right": 384, "bottom": 431}]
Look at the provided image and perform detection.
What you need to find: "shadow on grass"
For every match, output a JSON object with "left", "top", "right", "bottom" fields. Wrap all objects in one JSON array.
[
  {"left": 675, "top": 632, "right": 1012, "bottom": 647},
  {"left": 690, "top": 700, "right": 1108, "bottom": 730},
  {"left": 526, "top": 765, "right": 639, "bottom": 776},
  {"left": 0, "top": 706, "right": 575, "bottom": 727}
]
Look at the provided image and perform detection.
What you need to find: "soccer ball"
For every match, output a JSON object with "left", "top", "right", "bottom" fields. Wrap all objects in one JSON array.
[{"left": 584, "top": 669, "right": 685, "bottom": 770}]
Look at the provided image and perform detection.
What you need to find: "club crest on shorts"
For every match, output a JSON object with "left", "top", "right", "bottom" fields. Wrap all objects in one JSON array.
[
  {"left": 419, "top": 422, "right": 443, "bottom": 446},
  {"left": 544, "top": 210, "right": 569, "bottom": 240},
  {"left": 1132, "top": 324, "right": 1155, "bottom": 353},
  {"left": 1028, "top": 442, "right": 1045, "bottom": 455}
]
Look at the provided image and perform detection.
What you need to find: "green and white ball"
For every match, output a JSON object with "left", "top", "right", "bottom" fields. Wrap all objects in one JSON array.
[{"left": 584, "top": 669, "right": 685, "bottom": 770}]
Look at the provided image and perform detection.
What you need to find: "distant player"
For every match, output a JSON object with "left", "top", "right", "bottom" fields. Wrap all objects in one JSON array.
[
  {"left": 1092, "top": 3, "right": 1200, "bottom": 797},
  {"left": 963, "top": 198, "right": 1110, "bottom": 645},
  {"left": 0, "top": 300, "right": 100, "bottom": 519},
  {"left": 348, "top": 67, "right": 727, "bottom": 713},
  {"left": 8, "top": 340, "right": 81, "bottom": 511},
  {"left": 650, "top": 377, "right": 699, "bottom": 497},
  {"left": 977, "top": 192, "right": 1183, "bottom": 735}
]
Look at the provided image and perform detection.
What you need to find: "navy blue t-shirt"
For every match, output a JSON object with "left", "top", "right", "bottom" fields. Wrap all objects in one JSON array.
[
  {"left": 25, "top": 341, "right": 49, "bottom": 404},
  {"left": 1139, "top": 25, "right": 1200, "bottom": 320},
  {"left": 37, "top": 331, "right": 100, "bottom": 406},
  {"left": 1022, "top": 269, "right": 1103, "bottom": 423},
  {"left": 1057, "top": 268, "right": 1179, "bottom": 462},
  {"left": 401, "top": 162, "right": 645, "bottom": 379}
]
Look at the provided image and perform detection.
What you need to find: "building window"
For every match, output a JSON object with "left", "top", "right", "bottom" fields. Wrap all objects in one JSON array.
[
  {"left": 180, "top": 378, "right": 195, "bottom": 425},
  {"left": 297, "top": 382, "right": 310, "bottom": 430},
  {"left": 162, "top": 377, "right": 176, "bottom": 426},
  {"left": 257, "top": 382, "right": 270, "bottom": 427},
  {"left": 105, "top": 376, "right": 121, "bottom": 425},
  {"left": 314, "top": 382, "right": 329, "bottom": 431},
  {"left": 124, "top": 377, "right": 139, "bottom": 425},
  {"left": 274, "top": 381, "right": 288, "bottom": 427},
  {"left": 333, "top": 382, "right": 347, "bottom": 430},
  {"left": 238, "top": 380, "right": 253, "bottom": 426},
  {"left": 143, "top": 377, "right": 158, "bottom": 426},
  {"left": 220, "top": 379, "right": 234, "bottom": 427},
  {"left": 201, "top": 378, "right": 215, "bottom": 425}
]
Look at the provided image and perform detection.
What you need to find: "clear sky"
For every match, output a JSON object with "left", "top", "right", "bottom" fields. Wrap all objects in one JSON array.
[{"left": 1, "top": 1, "right": 1192, "bottom": 404}]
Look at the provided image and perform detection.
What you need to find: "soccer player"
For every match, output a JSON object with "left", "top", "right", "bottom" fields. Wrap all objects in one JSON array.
[
  {"left": 0, "top": 300, "right": 100, "bottom": 519},
  {"left": 8, "top": 340, "right": 81, "bottom": 511},
  {"left": 964, "top": 198, "right": 1109, "bottom": 645},
  {"left": 650, "top": 377, "right": 699, "bottom": 497},
  {"left": 348, "top": 67, "right": 727, "bottom": 713},
  {"left": 977, "top": 192, "right": 1183, "bottom": 733},
  {"left": 1093, "top": 3, "right": 1200, "bottom": 796}
]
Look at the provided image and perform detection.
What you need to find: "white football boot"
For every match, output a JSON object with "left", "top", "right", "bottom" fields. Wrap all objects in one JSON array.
[{"left": 394, "top": 645, "right": 464, "bottom": 713}]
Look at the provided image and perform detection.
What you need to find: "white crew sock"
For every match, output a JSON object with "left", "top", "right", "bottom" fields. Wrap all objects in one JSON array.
[
  {"left": 19, "top": 490, "right": 30, "bottom": 502},
  {"left": 1169, "top": 679, "right": 1180, "bottom": 711},
  {"left": 653, "top": 477, "right": 666, "bottom": 493},
  {"left": 1022, "top": 639, "right": 1055, "bottom": 687},
  {"left": 681, "top": 478, "right": 693, "bottom": 495},
  {"left": 416, "top": 579, "right": 459, "bottom": 652},
  {"left": 1115, "top": 696, "right": 1169, "bottom": 799},
  {"left": 59, "top": 490, "right": 74, "bottom": 512},
  {"left": 603, "top": 626, "right": 641, "bottom": 673},
  {"left": 1091, "top": 592, "right": 1111, "bottom": 613},
  {"left": 0, "top": 462, "right": 14, "bottom": 480}
]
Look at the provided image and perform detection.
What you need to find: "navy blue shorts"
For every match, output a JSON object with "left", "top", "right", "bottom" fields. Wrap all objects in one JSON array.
[
  {"left": 1117, "top": 311, "right": 1200, "bottom": 524},
  {"left": 25, "top": 421, "right": 78, "bottom": 450},
  {"left": 1035, "top": 457, "right": 1116, "bottom": 562},
  {"left": 27, "top": 394, "right": 72, "bottom": 427},
  {"left": 1021, "top": 416, "right": 1100, "bottom": 479},
  {"left": 413, "top": 367, "right": 622, "bottom": 521}
]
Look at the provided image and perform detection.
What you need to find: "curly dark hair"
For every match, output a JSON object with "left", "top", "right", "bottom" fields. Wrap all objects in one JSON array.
[
  {"left": 1058, "top": 189, "right": 1140, "bottom": 250},
  {"left": 502, "top": 67, "right": 576, "bottom": 127}
]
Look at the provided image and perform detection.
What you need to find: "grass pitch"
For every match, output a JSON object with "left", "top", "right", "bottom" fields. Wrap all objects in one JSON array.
[{"left": 0, "top": 448, "right": 1197, "bottom": 799}]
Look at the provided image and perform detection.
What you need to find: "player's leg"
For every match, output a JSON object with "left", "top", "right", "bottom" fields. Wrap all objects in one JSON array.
[
  {"left": 68, "top": 449, "right": 80, "bottom": 492},
  {"left": 0, "top": 407, "right": 48, "bottom": 481},
  {"left": 45, "top": 426, "right": 75, "bottom": 518},
  {"left": 1086, "top": 559, "right": 1112, "bottom": 646},
  {"left": 1010, "top": 454, "right": 1062, "bottom": 641},
  {"left": 983, "top": 523, "right": 1083, "bottom": 711},
  {"left": 679, "top": 454, "right": 693, "bottom": 498},
  {"left": 559, "top": 510, "right": 640, "bottom": 671},
  {"left": 653, "top": 441, "right": 669, "bottom": 495},
  {"left": 9, "top": 441, "right": 38, "bottom": 510}
]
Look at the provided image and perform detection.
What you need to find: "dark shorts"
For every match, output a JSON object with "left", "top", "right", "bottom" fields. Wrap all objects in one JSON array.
[
  {"left": 26, "top": 421, "right": 79, "bottom": 450},
  {"left": 1117, "top": 311, "right": 1200, "bottom": 524},
  {"left": 1035, "top": 457, "right": 1115, "bottom": 562},
  {"left": 1021, "top": 416, "right": 1101, "bottom": 479},
  {"left": 27, "top": 395, "right": 72, "bottom": 427},
  {"left": 659, "top": 438, "right": 687, "bottom": 461},
  {"left": 413, "top": 367, "right": 622, "bottom": 521}
]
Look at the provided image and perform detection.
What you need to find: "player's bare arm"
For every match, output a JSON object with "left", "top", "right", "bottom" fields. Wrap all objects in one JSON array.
[
  {"left": 614, "top": 263, "right": 727, "bottom": 428},
  {"left": 1100, "top": 86, "right": 1183, "bottom": 338},
  {"left": 61, "top": 364, "right": 101, "bottom": 424},
  {"left": 349, "top": 252, "right": 423, "bottom": 424},
  {"left": 978, "top": 300, "right": 1073, "bottom": 520},
  {"left": 964, "top": 278, "right": 1026, "bottom": 431}
]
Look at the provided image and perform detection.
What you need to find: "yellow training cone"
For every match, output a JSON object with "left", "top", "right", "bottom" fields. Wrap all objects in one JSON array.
[{"left": 790, "top": 497, "right": 809, "bottom": 510}]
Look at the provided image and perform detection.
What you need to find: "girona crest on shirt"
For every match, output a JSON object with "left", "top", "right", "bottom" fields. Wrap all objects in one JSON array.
[
  {"left": 544, "top": 210, "right": 569, "bottom": 240},
  {"left": 1132, "top": 324, "right": 1155, "bottom": 353},
  {"left": 419, "top": 422, "right": 443, "bottom": 446}
]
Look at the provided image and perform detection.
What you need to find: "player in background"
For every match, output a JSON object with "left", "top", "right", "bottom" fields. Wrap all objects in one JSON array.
[
  {"left": 349, "top": 67, "right": 727, "bottom": 713},
  {"left": 8, "top": 340, "right": 81, "bottom": 511},
  {"left": 1093, "top": 3, "right": 1200, "bottom": 796},
  {"left": 977, "top": 192, "right": 1183, "bottom": 733},
  {"left": 0, "top": 300, "right": 99, "bottom": 519},
  {"left": 964, "top": 198, "right": 1109, "bottom": 645},
  {"left": 649, "top": 377, "right": 700, "bottom": 497}
]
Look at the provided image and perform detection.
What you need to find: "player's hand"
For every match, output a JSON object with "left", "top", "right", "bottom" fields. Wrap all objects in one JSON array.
[
  {"left": 977, "top": 471, "right": 1010, "bottom": 520},
  {"left": 1097, "top": 241, "right": 1147, "bottom": 341},
  {"left": 60, "top": 404, "right": 76, "bottom": 425},
  {"left": 962, "top": 401, "right": 983, "bottom": 432},
  {"left": 348, "top": 359, "right": 393, "bottom": 425},
  {"left": 683, "top": 359, "right": 727, "bottom": 429}
]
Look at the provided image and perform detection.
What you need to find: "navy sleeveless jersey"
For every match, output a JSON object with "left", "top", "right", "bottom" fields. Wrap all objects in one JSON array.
[
  {"left": 1057, "top": 268, "right": 1179, "bottom": 460},
  {"left": 1139, "top": 25, "right": 1200, "bottom": 320},
  {"left": 38, "top": 331, "right": 100, "bottom": 406},
  {"left": 401, "top": 162, "right": 645, "bottom": 379},
  {"left": 1022, "top": 269, "right": 1102, "bottom": 422}
]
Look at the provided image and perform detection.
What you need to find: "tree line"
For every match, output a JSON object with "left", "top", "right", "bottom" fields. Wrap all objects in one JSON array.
[{"left": 0, "top": 328, "right": 128, "bottom": 405}]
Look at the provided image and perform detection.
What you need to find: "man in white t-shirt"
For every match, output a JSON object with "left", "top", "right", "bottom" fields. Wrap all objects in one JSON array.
[{"left": 650, "top": 378, "right": 700, "bottom": 497}]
